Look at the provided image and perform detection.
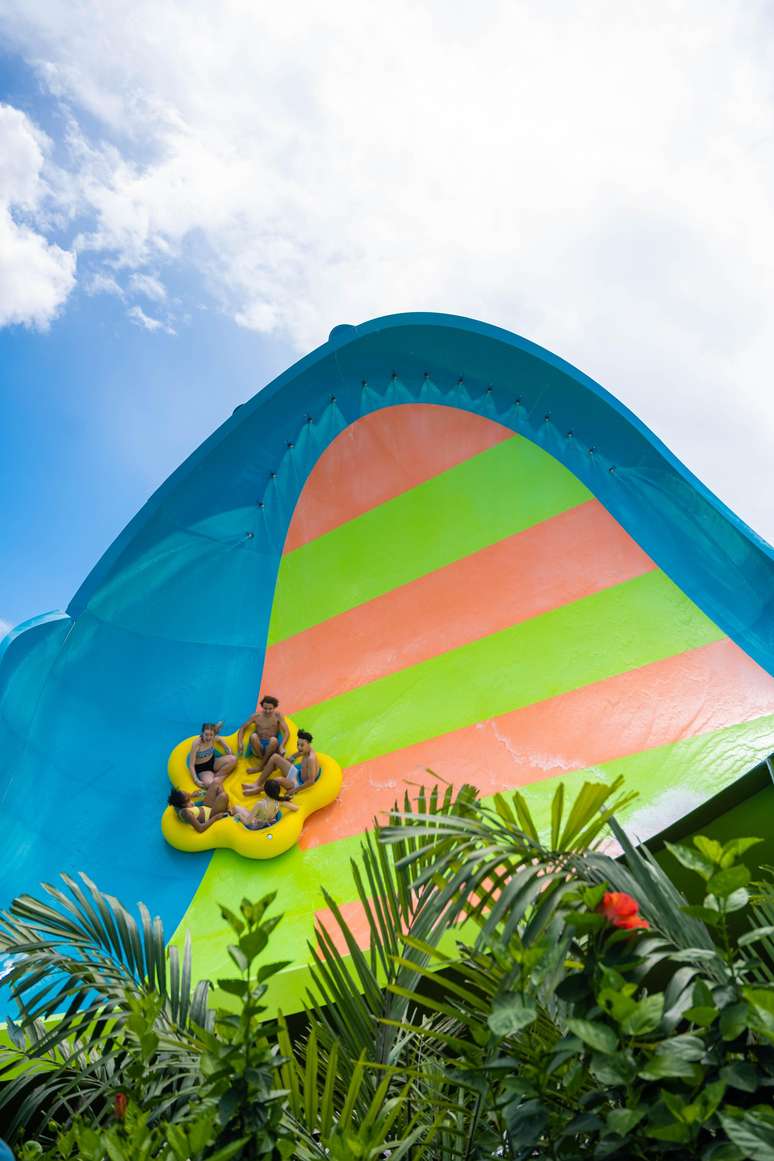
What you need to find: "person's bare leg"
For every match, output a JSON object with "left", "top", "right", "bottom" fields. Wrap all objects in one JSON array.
[
  {"left": 270, "top": 775, "right": 296, "bottom": 793},
  {"left": 263, "top": 737, "right": 279, "bottom": 764},
  {"left": 249, "top": 732, "right": 264, "bottom": 768},
  {"left": 214, "top": 754, "right": 236, "bottom": 779},
  {"left": 204, "top": 782, "right": 229, "bottom": 814},
  {"left": 243, "top": 752, "right": 289, "bottom": 794},
  {"left": 263, "top": 753, "right": 292, "bottom": 778}
]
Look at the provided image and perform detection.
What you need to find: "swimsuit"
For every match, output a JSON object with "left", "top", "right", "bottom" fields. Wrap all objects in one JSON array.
[
  {"left": 290, "top": 764, "right": 322, "bottom": 789},
  {"left": 236, "top": 808, "right": 282, "bottom": 831},
  {"left": 248, "top": 721, "right": 280, "bottom": 756},
  {"left": 194, "top": 746, "right": 216, "bottom": 774},
  {"left": 177, "top": 803, "right": 212, "bottom": 824}
]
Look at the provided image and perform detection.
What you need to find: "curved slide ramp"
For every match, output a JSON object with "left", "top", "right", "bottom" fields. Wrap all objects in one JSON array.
[{"left": 1, "top": 313, "right": 773, "bottom": 1012}]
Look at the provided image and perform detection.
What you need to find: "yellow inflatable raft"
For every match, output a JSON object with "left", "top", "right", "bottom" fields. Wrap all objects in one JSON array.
[{"left": 161, "top": 720, "right": 342, "bottom": 859}]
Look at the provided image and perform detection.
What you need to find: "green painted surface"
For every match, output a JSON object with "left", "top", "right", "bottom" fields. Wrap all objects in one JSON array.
[
  {"left": 172, "top": 712, "right": 774, "bottom": 1018},
  {"left": 269, "top": 436, "right": 591, "bottom": 642},
  {"left": 172, "top": 830, "right": 367, "bottom": 1017},
  {"left": 297, "top": 571, "right": 724, "bottom": 767}
]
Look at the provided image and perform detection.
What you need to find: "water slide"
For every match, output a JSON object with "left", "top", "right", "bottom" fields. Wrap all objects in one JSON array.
[{"left": 2, "top": 313, "right": 773, "bottom": 1012}]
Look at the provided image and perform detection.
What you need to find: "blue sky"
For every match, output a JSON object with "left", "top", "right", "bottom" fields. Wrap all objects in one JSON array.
[
  {"left": 1, "top": 272, "right": 293, "bottom": 628},
  {"left": 1, "top": 2, "right": 773, "bottom": 633},
  {"left": 0, "top": 46, "right": 298, "bottom": 629}
]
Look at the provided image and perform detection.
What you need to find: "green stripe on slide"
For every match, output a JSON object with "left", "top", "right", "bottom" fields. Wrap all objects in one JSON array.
[
  {"left": 295, "top": 571, "right": 724, "bottom": 767},
  {"left": 269, "top": 436, "right": 591, "bottom": 643},
  {"left": 172, "top": 833, "right": 367, "bottom": 986}
]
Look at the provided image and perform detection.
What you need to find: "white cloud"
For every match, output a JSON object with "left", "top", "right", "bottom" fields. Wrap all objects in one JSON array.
[
  {"left": 128, "top": 271, "right": 166, "bottom": 301},
  {"left": 0, "top": 2, "right": 773, "bottom": 535},
  {"left": 127, "top": 303, "right": 174, "bottom": 333},
  {"left": 0, "top": 103, "right": 76, "bottom": 328},
  {"left": 85, "top": 271, "right": 124, "bottom": 297}
]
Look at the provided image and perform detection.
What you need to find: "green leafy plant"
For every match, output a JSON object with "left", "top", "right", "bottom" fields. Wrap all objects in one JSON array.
[
  {"left": 0, "top": 882, "right": 292, "bottom": 1158},
  {"left": 3, "top": 776, "right": 774, "bottom": 1160}
]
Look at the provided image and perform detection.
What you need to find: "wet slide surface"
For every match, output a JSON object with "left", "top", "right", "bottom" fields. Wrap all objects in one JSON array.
[
  {"left": 173, "top": 404, "right": 774, "bottom": 1005},
  {"left": 2, "top": 314, "right": 773, "bottom": 1015}
]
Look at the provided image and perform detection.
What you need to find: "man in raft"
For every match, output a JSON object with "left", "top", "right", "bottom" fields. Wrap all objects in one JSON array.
[{"left": 236, "top": 695, "right": 289, "bottom": 768}]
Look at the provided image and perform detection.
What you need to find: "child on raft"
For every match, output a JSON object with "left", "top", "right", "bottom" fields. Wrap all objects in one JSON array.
[
  {"left": 236, "top": 695, "right": 289, "bottom": 767},
  {"left": 242, "top": 729, "right": 320, "bottom": 797},
  {"left": 169, "top": 783, "right": 229, "bottom": 832},
  {"left": 230, "top": 778, "right": 299, "bottom": 830},
  {"left": 188, "top": 721, "right": 237, "bottom": 788}
]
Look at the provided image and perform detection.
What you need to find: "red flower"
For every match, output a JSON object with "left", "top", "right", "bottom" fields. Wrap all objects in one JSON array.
[
  {"left": 114, "top": 1092, "right": 127, "bottom": 1120},
  {"left": 598, "top": 891, "right": 649, "bottom": 931}
]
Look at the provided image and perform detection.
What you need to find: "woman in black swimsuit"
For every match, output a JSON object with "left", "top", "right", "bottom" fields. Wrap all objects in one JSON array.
[{"left": 188, "top": 721, "right": 237, "bottom": 787}]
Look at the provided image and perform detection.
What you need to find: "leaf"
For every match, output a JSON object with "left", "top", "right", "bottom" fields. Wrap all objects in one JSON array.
[
  {"left": 565, "top": 1018, "right": 617, "bottom": 1055},
  {"left": 665, "top": 841, "right": 715, "bottom": 879},
  {"left": 590, "top": 1050, "right": 636, "bottom": 1086},
  {"left": 505, "top": 1098, "right": 548, "bottom": 1150},
  {"left": 566, "top": 912, "right": 606, "bottom": 932},
  {"left": 743, "top": 987, "right": 774, "bottom": 1039},
  {"left": 6, "top": 1018, "right": 25, "bottom": 1051},
  {"left": 550, "top": 782, "right": 565, "bottom": 850},
  {"left": 720, "top": 1002, "right": 750, "bottom": 1041},
  {"left": 256, "top": 960, "right": 291, "bottom": 983},
  {"left": 218, "top": 1086, "right": 241, "bottom": 1125},
  {"left": 683, "top": 1005, "right": 718, "bottom": 1028},
  {"left": 226, "top": 945, "right": 247, "bottom": 972},
  {"left": 682, "top": 905, "right": 723, "bottom": 927},
  {"left": 720, "top": 1061, "right": 758, "bottom": 1092},
  {"left": 740, "top": 926, "right": 774, "bottom": 947},
  {"left": 708, "top": 865, "right": 750, "bottom": 900},
  {"left": 719, "top": 1109, "right": 774, "bottom": 1161},
  {"left": 218, "top": 906, "right": 245, "bottom": 935},
  {"left": 216, "top": 979, "right": 248, "bottom": 997},
  {"left": 607, "top": 1106, "right": 645, "bottom": 1136},
  {"left": 620, "top": 994, "right": 663, "bottom": 1037},
  {"left": 694, "top": 836, "right": 724, "bottom": 864},
  {"left": 639, "top": 1034, "right": 705, "bottom": 1079},
  {"left": 512, "top": 791, "right": 540, "bottom": 844},
  {"left": 702, "top": 1144, "right": 746, "bottom": 1161},
  {"left": 238, "top": 928, "right": 268, "bottom": 962},
  {"left": 648, "top": 1120, "right": 690, "bottom": 1144},
  {"left": 487, "top": 994, "right": 537, "bottom": 1037},
  {"left": 720, "top": 837, "right": 762, "bottom": 867},
  {"left": 206, "top": 1139, "right": 252, "bottom": 1161}
]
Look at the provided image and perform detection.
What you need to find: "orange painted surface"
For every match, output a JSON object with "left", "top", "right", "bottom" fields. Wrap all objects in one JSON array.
[
  {"left": 314, "top": 898, "right": 373, "bottom": 955},
  {"left": 283, "top": 404, "right": 511, "bottom": 552},
  {"left": 264, "top": 502, "right": 655, "bottom": 710},
  {"left": 300, "top": 639, "right": 774, "bottom": 850}
]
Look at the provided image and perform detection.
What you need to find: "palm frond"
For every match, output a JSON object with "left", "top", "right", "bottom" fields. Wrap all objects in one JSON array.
[{"left": 0, "top": 872, "right": 213, "bottom": 1140}]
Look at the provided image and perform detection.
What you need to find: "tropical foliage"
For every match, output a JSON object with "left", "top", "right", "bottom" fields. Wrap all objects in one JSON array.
[{"left": 0, "top": 775, "right": 773, "bottom": 1159}]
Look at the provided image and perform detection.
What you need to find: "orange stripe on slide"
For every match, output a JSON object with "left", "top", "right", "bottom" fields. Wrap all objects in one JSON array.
[
  {"left": 283, "top": 404, "right": 511, "bottom": 552},
  {"left": 264, "top": 502, "right": 655, "bottom": 710},
  {"left": 314, "top": 898, "right": 373, "bottom": 955},
  {"left": 300, "top": 639, "right": 774, "bottom": 850}
]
